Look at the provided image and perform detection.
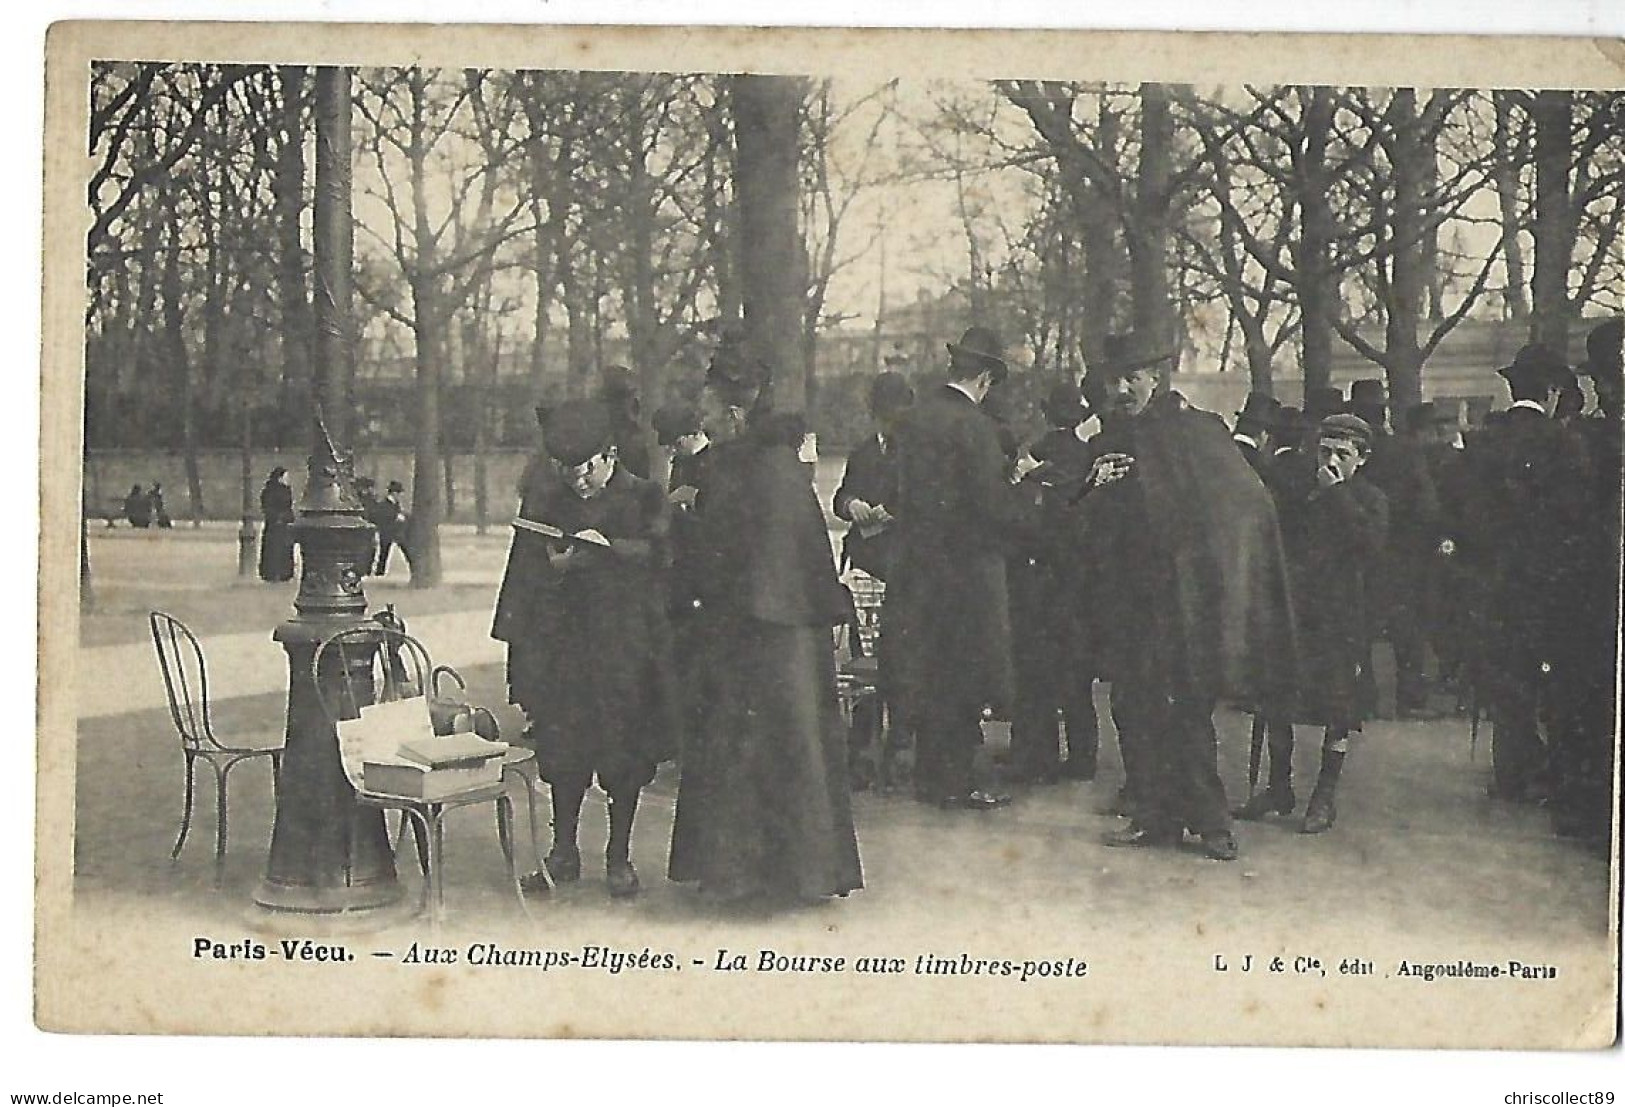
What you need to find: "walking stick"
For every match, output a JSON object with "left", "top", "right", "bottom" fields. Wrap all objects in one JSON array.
[{"left": 1248, "top": 713, "right": 1266, "bottom": 796}]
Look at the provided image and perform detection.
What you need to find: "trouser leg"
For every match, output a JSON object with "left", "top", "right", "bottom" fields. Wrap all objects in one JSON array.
[
  {"left": 1490, "top": 646, "right": 1543, "bottom": 798},
  {"left": 936, "top": 700, "right": 983, "bottom": 799},
  {"left": 1111, "top": 679, "right": 1167, "bottom": 829},
  {"left": 1390, "top": 598, "right": 1429, "bottom": 710},
  {"left": 605, "top": 788, "right": 639, "bottom": 864},
  {"left": 548, "top": 777, "right": 587, "bottom": 855},
  {"left": 1168, "top": 693, "right": 1229, "bottom": 837}
]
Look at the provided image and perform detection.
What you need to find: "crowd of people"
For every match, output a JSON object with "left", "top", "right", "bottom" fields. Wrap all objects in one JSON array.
[
  {"left": 257, "top": 466, "right": 410, "bottom": 583},
  {"left": 486, "top": 317, "right": 1619, "bottom": 903}
]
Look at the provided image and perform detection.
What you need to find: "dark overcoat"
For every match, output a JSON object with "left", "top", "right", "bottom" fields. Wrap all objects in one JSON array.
[
  {"left": 886, "top": 385, "right": 1030, "bottom": 714},
  {"left": 1270, "top": 454, "right": 1390, "bottom": 728},
  {"left": 1360, "top": 430, "right": 1441, "bottom": 614},
  {"left": 490, "top": 464, "right": 677, "bottom": 791},
  {"left": 1070, "top": 391, "right": 1298, "bottom": 707},
  {"left": 833, "top": 432, "right": 901, "bottom": 581}
]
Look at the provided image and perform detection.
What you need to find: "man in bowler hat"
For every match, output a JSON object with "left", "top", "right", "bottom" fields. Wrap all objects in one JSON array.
[
  {"left": 1072, "top": 332, "right": 1296, "bottom": 861},
  {"left": 1462, "top": 344, "right": 1591, "bottom": 803},
  {"left": 491, "top": 399, "right": 677, "bottom": 897},
  {"left": 1232, "top": 392, "right": 1281, "bottom": 478},
  {"left": 887, "top": 326, "right": 1028, "bottom": 809}
]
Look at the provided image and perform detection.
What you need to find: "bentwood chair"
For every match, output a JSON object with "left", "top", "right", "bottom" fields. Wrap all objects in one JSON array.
[
  {"left": 148, "top": 611, "right": 284, "bottom": 885},
  {"left": 429, "top": 664, "right": 549, "bottom": 890},
  {"left": 313, "top": 626, "right": 532, "bottom": 925},
  {"left": 835, "top": 574, "right": 891, "bottom": 791}
]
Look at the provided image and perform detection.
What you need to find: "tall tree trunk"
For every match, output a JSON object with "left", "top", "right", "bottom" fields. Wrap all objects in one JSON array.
[
  {"left": 732, "top": 75, "right": 808, "bottom": 412},
  {"left": 1384, "top": 89, "right": 1427, "bottom": 413},
  {"left": 1297, "top": 86, "right": 1336, "bottom": 395},
  {"left": 1530, "top": 89, "right": 1574, "bottom": 353},
  {"left": 1077, "top": 105, "right": 1120, "bottom": 370},
  {"left": 160, "top": 200, "right": 206, "bottom": 523},
  {"left": 405, "top": 74, "right": 443, "bottom": 587},
  {"left": 1492, "top": 92, "right": 1531, "bottom": 320},
  {"left": 1128, "top": 83, "right": 1177, "bottom": 372},
  {"left": 275, "top": 66, "right": 314, "bottom": 414}
]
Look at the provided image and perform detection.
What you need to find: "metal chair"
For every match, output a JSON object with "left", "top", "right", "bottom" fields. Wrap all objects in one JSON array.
[
  {"left": 313, "top": 625, "right": 531, "bottom": 925},
  {"left": 835, "top": 573, "right": 891, "bottom": 791},
  {"left": 429, "top": 664, "right": 549, "bottom": 892},
  {"left": 148, "top": 611, "right": 284, "bottom": 885}
]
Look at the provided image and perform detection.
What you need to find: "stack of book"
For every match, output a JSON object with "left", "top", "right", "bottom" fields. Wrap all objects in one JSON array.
[{"left": 362, "top": 732, "right": 509, "bottom": 801}]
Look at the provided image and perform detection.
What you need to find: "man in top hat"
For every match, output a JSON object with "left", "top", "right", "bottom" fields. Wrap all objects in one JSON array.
[
  {"left": 1069, "top": 332, "right": 1296, "bottom": 861},
  {"left": 1462, "top": 343, "right": 1591, "bottom": 803},
  {"left": 1232, "top": 392, "right": 1281, "bottom": 478},
  {"left": 1005, "top": 377, "right": 1103, "bottom": 784},
  {"left": 1237, "top": 413, "right": 1389, "bottom": 833},
  {"left": 1545, "top": 319, "right": 1621, "bottom": 847},
  {"left": 1269, "top": 405, "right": 1307, "bottom": 466},
  {"left": 834, "top": 371, "right": 915, "bottom": 583},
  {"left": 491, "top": 399, "right": 677, "bottom": 897},
  {"left": 1348, "top": 378, "right": 1439, "bottom": 718},
  {"left": 1303, "top": 385, "right": 1346, "bottom": 425},
  {"left": 888, "top": 326, "right": 1031, "bottom": 809}
]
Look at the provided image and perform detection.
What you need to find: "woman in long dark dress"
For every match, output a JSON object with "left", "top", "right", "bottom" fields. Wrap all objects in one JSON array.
[
  {"left": 666, "top": 351, "right": 863, "bottom": 904},
  {"left": 258, "top": 467, "right": 297, "bottom": 582}
]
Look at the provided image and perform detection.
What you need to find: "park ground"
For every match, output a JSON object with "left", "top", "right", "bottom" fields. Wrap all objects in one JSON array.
[{"left": 55, "top": 510, "right": 1619, "bottom": 1045}]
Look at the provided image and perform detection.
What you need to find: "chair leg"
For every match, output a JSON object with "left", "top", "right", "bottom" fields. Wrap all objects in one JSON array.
[
  {"left": 495, "top": 795, "right": 533, "bottom": 921},
  {"left": 400, "top": 807, "right": 433, "bottom": 921},
  {"left": 427, "top": 808, "right": 447, "bottom": 927},
  {"left": 212, "top": 761, "right": 231, "bottom": 887},
  {"left": 269, "top": 750, "right": 283, "bottom": 799},
  {"left": 172, "top": 750, "right": 197, "bottom": 860},
  {"left": 516, "top": 766, "right": 547, "bottom": 880}
]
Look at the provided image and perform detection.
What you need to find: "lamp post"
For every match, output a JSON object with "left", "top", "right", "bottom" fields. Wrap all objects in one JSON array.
[{"left": 254, "top": 65, "right": 402, "bottom": 916}]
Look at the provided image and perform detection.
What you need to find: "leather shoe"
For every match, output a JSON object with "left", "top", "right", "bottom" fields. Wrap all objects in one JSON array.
[
  {"left": 519, "top": 870, "right": 553, "bottom": 896},
  {"left": 940, "top": 789, "right": 1012, "bottom": 810},
  {"left": 605, "top": 858, "right": 641, "bottom": 898},
  {"left": 543, "top": 846, "right": 581, "bottom": 884},
  {"left": 1232, "top": 787, "right": 1295, "bottom": 821},
  {"left": 1301, "top": 792, "right": 1336, "bottom": 834},
  {"left": 1102, "top": 824, "right": 1177, "bottom": 848},
  {"left": 1200, "top": 831, "right": 1239, "bottom": 861}
]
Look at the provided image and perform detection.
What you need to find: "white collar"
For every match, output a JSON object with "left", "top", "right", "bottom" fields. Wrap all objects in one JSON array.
[
  {"left": 1233, "top": 432, "right": 1260, "bottom": 450},
  {"left": 945, "top": 381, "right": 980, "bottom": 404},
  {"left": 1509, "top": 399, "right": 1549, "bottom": 415}
]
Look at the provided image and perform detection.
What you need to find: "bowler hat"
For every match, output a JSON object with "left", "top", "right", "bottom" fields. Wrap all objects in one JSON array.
[
  {"left": 868, "top": 370, "right": 916, "bottom": 418},
  {"left": 1403, "top": 401, "right": 1437, "bottom": 433},
  {"left": 386, "top": 480, "right": 405, "bottom": 494},
  {"left": 1041, "top": 378, "right": 1090, "bottom": 426},
  {"left": 1318, "top": 413, "right": 1374, "bottom": 449},
  {"left": 707, "top": 328, "right": 771, "bottom": 400},
  {"left": 1581, "top": 318, "right": 1623, "bottom": 380},
  {"left": 1348, "top": 378, "right": 1387, "bottom": 410},
  {"left": 1235, "top": 391, "right": 1281, "bottom": 428},
  {"left": 1302, "top": 385, "right": 1345, "bottom": 421},
  {"left": 946, "top": 326, "right": 1008, "bottom": 381},
  {"left": 652, "top": 402, "right": 702, "bottom": 447},
  {"left": 1272, "top": 405, "right": 1306, "bottom": 447},
  {"left": 1497, "top": 344, "right": 1569, "bottom": 391},
  {"left": 1097, "top": 331, "right": 1176, "bottom": 379},
  {"left": 541, "top": 400, "right": 615, "bottom": 466}
]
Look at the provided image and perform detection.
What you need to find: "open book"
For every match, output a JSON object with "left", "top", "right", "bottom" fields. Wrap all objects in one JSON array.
[{"left": 512, "top": 515, "right": 612, "bottom": 547}]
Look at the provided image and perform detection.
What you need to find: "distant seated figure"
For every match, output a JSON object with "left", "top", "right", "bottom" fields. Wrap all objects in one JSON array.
[{"left": 123, "top": 484, "right": 152, "bottom": 529}]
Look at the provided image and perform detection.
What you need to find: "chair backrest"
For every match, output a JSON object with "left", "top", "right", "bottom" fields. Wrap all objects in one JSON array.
[
  {"left": 148, "top": 611, "right": 216, "bottom": 750},
  {"left": 312, "top": 626, "right": 436, "bottom": 792}
]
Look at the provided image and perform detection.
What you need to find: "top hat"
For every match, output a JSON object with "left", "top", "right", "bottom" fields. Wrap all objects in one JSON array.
[
  {"left": 946, "top": 326, "right": 1008, "bottom": 381},
  {"left": 707, "top": 328, "right": 771, "bottom": 400},
  {"left": 1096, "top": 331, "right": 1177, "bottom": 379},
  {"left": 386, "top": 480, "right": 405, "bottom": 493},
  {"left": 868, "top": 370, "right": 916, "bottom": 418},
  {"left": 1580, "top": 318, "right": 1623, "bottom": 381},
  {"left": 1318, "top": 413, "right": 1374, "bottom": 449},
  {"left": 1235, "top": 391, "right": 1281, "bottom": 428},
  {"left": 541, "top": 400, "right": 615, "bottom": 466},
  {"left": 1348, "top": 379, "right": 1387, "bottom": 410},
  {"left": 1302, "top": 385, "right": 1346, "bottom": 421},
  {"left": 1271, "top": 405, "right": 1306, "bottom": 447},
  {"left": 1041, "top": 378, "right": 1090, "bottom": 426},
  {"left": 1497, "top": 344, "right": 1569, "bottom": 391}
]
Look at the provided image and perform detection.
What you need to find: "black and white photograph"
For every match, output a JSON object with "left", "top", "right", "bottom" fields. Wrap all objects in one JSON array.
[{"left": 33, "top": 19, "right": 1622, "bottom": 1058}]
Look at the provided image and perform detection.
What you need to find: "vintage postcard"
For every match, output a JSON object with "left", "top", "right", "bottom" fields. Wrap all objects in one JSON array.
[{"left": 37, "top": 20, "right": 1622, "bottom": 1048}]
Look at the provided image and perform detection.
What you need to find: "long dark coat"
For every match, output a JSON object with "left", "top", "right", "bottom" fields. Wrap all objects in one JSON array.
[
  {"left": 832, "top": 432, "right": 901, "bottom": 581},
  {"left": 887, "top": 385, "right": 1031, "bottom": 714},
  {"left": 257, "top": 480, "right": 296, "bottom": 582},
  {"left": 1270, "top": 455, "right": 1390, "bottom": 728},
  {"left": 1462, "top": 406, "right": 1592, "bottom": 659},
  {"left": 667, "top": 432, "right": 862, "bottom": 900},
  {"left": 1070, "top": 392, "right": 1298, "bottom": 707},
  {"left": 490, "top": 464, "right": 677, "bottom": 793},
  {"left": 1360, "top": 430, "right": 1441, "bottom": 618}
]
